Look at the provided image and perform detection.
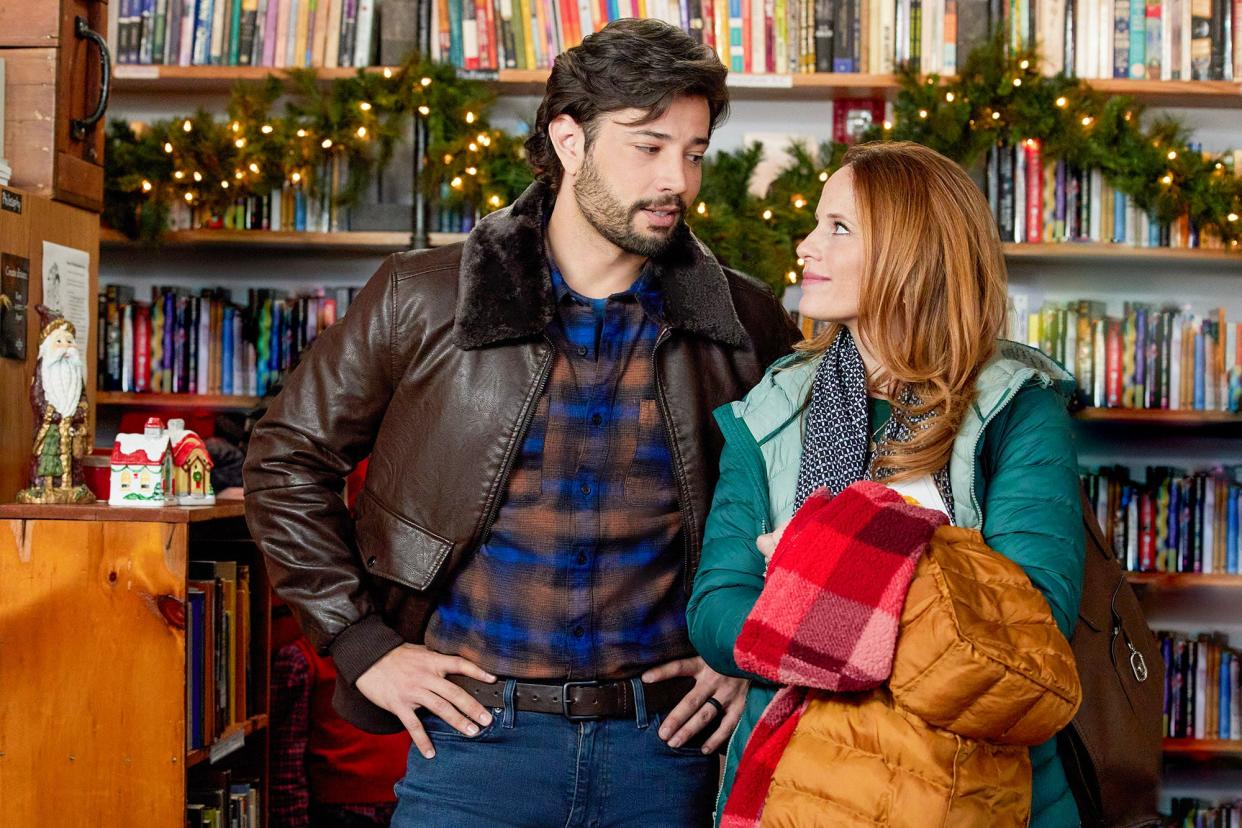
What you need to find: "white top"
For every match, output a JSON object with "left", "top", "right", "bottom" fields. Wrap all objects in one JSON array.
[{"left": 886, "top": 474, "right": 952, "bottom": 519}]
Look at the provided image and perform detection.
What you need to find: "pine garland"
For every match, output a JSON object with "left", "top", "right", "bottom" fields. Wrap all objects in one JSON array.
[
  {"left": 106, "top": 36, "right": 1240, "bottom": 297},
  {"left": 876, "top": 32, "right": 1241, "bottom": 244},
  {"left": 105, "top": 52, "right": 531, "bottom": 241}
]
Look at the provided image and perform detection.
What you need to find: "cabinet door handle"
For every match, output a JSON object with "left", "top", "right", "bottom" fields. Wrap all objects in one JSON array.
[{"left": 70, "top": 15, "right": 112, "bottom": 141}]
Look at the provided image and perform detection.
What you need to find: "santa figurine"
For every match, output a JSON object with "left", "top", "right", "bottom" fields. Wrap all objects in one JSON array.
[{"left": 16, "top": 306, "right": 95, "bottom": 504}]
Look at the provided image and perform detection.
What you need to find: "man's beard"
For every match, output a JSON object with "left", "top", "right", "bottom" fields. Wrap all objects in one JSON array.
[
  {"left": 40, "top": 344, "right": 84, "bottom": 419},
  {"left": 573, "top": 152, "right": 685, "bottom": 258}
]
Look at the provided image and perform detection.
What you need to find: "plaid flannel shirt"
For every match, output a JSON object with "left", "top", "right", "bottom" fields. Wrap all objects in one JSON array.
[{"left": 424, "top": 265, "right": 692, "bottom": 679}]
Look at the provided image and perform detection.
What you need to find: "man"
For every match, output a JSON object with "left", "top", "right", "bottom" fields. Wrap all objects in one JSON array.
[{"left": 243, "top": 18, "right": 799, "bottom": 827}]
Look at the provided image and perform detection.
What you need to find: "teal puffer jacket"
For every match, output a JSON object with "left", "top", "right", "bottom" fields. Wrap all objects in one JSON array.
[{"left": 688, "top": 341, "right": 1085, "bottom": 827}]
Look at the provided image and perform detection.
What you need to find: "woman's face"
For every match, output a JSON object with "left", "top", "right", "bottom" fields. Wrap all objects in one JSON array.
[{"left": 795, "top": 166, "right": 865, "bottom": 326}]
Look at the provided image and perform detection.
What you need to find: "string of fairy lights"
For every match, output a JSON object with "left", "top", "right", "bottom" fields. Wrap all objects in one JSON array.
[{"left": 105, "top": 32, "right": 1240, "bottom": 295}]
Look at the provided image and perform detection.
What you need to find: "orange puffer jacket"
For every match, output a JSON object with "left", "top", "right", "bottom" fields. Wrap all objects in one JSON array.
[{"left": 761, "top": 525, "right": 1082, "bottom": 827}]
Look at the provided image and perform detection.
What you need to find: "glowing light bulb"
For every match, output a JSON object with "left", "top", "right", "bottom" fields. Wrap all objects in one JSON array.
[
  {"left": 261, "top": 124, "right": 273, "bottom": 134},
  {"left": 321, "top": 138, "right": 333, "bottom": 149},
  {"left": 360, "top": 101, "right": 372, "bottom": 111},
  {"left": 141, "top": 180, "right": 153, "bottom": 192},
  {"left": 164, "top": 142, "right": 173, "bottom": 153},
  {"left": 762, "top": 209, "right": 773, "bottom": 220},
  {"left": 183, "top": 120, "right": 193, "bottom": 132},
  {"left": 1055, "top": 96, "right": 1068, "bottom": 108},
  {"left": 418, "top": 105, "right": 430, "bottom": 116}
]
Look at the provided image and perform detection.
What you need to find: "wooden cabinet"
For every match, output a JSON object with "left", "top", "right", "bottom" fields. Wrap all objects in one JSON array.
[
  {"left": 0, "top": 185, "right": 98, "bottom": 503},
  {"left": 0, "top": 0, "right": 110, "bottom": 211},
  {"left": 0, "top": 501, "right": 271, "bottom": 827}
]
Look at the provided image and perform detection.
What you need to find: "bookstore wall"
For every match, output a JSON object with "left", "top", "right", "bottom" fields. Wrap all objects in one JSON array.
[{"left": 90, "top": 0, "right": 1242, "bottom": 822}]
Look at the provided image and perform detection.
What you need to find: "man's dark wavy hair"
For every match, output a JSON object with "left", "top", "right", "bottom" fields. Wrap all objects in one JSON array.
[{"left": 524, "top": 18, "right": 730, "bottom": 191}]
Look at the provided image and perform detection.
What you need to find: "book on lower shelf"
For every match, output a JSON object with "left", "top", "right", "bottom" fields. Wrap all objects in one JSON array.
[
  {"left": 1158, "top": 629, "right": 1241, "bottom": 741},
  {"left": 1083, "top": 465, "right": 1241, "bottom": 574},
  {"left": 188, "top": 770, "right": 261, "bottom": 828},
  {"left": 187, "top": 560, "right": 254, "bottom": 751},
  {"left": 1166, "top": 798, "right": 1242, "bottom": 824}
]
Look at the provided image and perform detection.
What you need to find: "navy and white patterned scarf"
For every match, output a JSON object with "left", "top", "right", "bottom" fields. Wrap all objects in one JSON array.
[{"left": 793, "top": 327, "right": 953, "bottom": 516}]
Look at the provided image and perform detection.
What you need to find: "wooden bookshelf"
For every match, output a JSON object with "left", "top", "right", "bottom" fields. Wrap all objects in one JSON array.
[
  {"left": 96, "top": 391, "right": 263, "bottom": 410},
  {"left": 1163, "top": 738, "right": 1242, "bottom": 759},
  {"left": 186, "top": 714, "right": 270, "bottom": 769},
  {"left": 1128, "top": 572, "right": 1242, "bottom": 590},
  {"left": 100, "top": 227, "right": 467, "bottom": 252},
  {"left": 111, "top": 65, "right": 1242, "bottom": 107},
  {"left": 1002, "top": 242, "right": 1241, "bottom": 264},
  {"left": 1073, "top": 408, "right": 1242, "bottom": 426}
]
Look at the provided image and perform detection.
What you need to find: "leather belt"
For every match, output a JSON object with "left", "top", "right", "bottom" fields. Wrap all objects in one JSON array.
[{"left": 448, "top": 674, "right": 695, "bottom": 721}]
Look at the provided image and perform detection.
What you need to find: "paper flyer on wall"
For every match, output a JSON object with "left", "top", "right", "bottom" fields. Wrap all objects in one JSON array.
[
  {"left": 0, "top": 58, "right": 9, "bottom": 185},
  {"left": 42, "top": 241, "right": 91, "bottom": 343}
]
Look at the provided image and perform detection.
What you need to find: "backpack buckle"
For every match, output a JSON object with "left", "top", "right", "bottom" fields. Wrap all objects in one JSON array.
[{"left": 1128, "top": 642, "right": 1148, "bottom": 683}]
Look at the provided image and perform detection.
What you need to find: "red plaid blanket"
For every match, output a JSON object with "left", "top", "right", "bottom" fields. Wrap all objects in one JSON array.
[{"left": 721, "top": 480, "right": 949, "bottom": 827}]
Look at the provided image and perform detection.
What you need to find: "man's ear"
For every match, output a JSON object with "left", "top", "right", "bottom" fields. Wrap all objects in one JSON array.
[{"left": 547, "top": 114, "right": 586, "bottom": 179}]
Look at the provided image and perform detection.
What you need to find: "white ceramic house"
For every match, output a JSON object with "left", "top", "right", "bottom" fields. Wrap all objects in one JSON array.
[
  {"left": 108, "top": 417, "right": 175, "bottom": 507},
  {"left": 167, "top": 418, "right": 215, "bottom": 505}
]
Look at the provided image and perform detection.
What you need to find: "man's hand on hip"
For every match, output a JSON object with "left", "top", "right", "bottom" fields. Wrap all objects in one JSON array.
[
  {"left": 355, "top": 643, "right": 497, "bottom": 760},
  {"left": 640, "top": 656, "right": 748, "bottom": 754}
]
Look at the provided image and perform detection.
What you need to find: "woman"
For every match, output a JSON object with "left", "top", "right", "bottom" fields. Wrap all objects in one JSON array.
[{"left": 687, "top": 141, "right": 1085, "bottom": 826}]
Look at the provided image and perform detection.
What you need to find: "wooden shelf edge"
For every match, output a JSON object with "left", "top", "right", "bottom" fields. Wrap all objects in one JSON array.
[
  {"left": 0, "top": 500, "right": 245, "bottom": 523},
  {"left": 1163, "top": 738, "right": 1242, "bottom": 757},
  {"left": 96, "top": 391, "right": 262, "bottom": 410},
  {"left": 111, "top": 65, "right": 1242, "bottom": 106},
  {"left": 1073, "top": 408, "right": 1242, "bottom": 425},
  {"left": 101, "top": 228, "right": 468, "bottom": 252},
  {"left": 1128, "top": 572, "right": 1242, "bottom": 588},
  {"left": 186, "top": 714, "right": 270, "bottom": 768},
  {"left": 1003, "top": 243, "right": 1241, "bottom": 263},
  {"left": 100, "top": 231, "right": 1240, "bottom": 263}
]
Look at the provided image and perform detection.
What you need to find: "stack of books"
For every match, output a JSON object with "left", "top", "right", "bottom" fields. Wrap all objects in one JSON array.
[
  {"left": 1082, "top": 464, "right": 1242, "bottom": 573},
  {"left": 1009, "top": 296, "right": 1242, "bottom": 412},
  {"left": 186, "top": 560, "right": 253, "bottom": 750},
  {"left": 988, "top": 144, "right": 1242, "bottom": 250},
  {"left": 110, "top": 0, "right": 378, "bottom": 68},
  {"left": 98, "top": 282, "right": 360, "bottom": 398},
  {"left": 1157, "top": 629, "right": 1241, "bottom": 741}
]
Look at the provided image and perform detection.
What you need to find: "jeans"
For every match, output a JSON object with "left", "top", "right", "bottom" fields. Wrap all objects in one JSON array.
[{"left": 390, "top": 678, "right": 718, "bottom": 828}]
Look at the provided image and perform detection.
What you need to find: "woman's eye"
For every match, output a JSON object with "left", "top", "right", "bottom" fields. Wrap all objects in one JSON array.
[
  {"left": 636, "top": 145, "right": 659, "bottom": 155},
  {"left": 832, "top": 221, "right": 850, "bottom": 235},
  {"left": 687, "top": 155, "right": 704, "bottom": 166}
]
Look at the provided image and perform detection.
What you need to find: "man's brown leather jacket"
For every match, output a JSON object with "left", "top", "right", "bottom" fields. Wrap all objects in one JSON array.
[{"left": 243, "top": 182, "right": 800, "bottom": 731}]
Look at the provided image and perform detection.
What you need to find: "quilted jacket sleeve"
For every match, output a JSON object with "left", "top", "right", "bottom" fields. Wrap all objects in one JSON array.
[
  {"left": 687, "top": 410, "right": 770, "bottom": 680},
  {"left": 888, "top": 526, "right": 1082, "bottom": 746},
  {"left": 980, "top": 383, "right": 1085, "bottom": 637}
]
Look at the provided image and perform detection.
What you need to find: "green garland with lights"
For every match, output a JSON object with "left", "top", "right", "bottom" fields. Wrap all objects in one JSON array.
[
  {"left": 104, "top": 52, "right": 532, "bottom": 241},
  {"left": 875, "top": 31, "right": 1241, "bottom": 243},
  {"left": 106, "top": 33, "right": 1241, "bottom": 296}
]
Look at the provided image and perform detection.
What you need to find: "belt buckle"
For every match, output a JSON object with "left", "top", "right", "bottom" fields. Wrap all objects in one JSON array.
[{"left": 561, "top": 680, "right": 602, "bottom": 721}]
